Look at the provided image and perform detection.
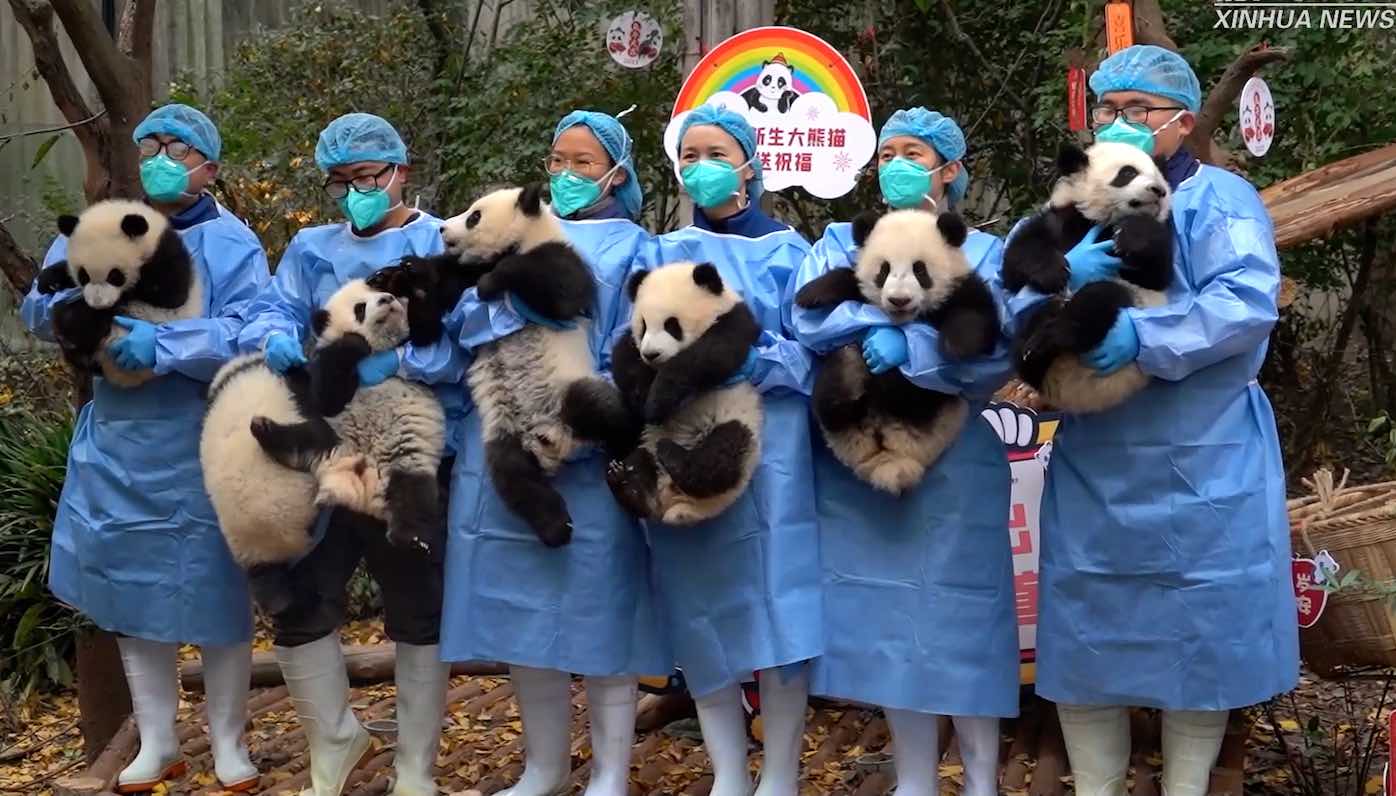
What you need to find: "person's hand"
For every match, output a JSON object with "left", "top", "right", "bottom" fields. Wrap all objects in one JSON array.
[
  {"left": 263, "top": 333, "right": 308, "bottom": 373},
  {"left": 1066, "top": 225, "right": 1124, "bottom": 291},
  {"left": 512, "top": 293, "right": 578, "bottom": 331},
  {"left": 862, "top": 327, "right": 909, "bottom": 375},
  {"left": 108, "top": 316, "right": 157, "bottom": 370},
  {"left": 722, "top": 348, "right": 759, "bottom": 386},
  {"left": 356, "top": 349, "right": 401, "bottom": 386},
  {"left": 1084, "top": 312, "right": 1140, "bottom": 375}
]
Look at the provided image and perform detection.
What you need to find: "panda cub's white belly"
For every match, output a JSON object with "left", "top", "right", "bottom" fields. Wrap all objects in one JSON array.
[
  {"left": 327, "top": 378, "right": 445, "bottom": 514},
  {"left": 468, "top": 323, "right": 594, "bottom": 473}
]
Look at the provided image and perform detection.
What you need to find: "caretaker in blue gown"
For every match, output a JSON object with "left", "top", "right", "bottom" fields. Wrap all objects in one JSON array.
[
  {"left": 1009, "top": 46, "right": 1298, "bottom": 796},
  {"left": 791, "top": 108, "right": 1017, "bottom": 796},
  {"left": 439, "top": 110, "right": 668, "bottom": 796},
  {"left": 23, "top": 104, "right": 266, "bottom": 792},
  {"left": 637, "top": 104, "right": 820, "bottom": 796}
]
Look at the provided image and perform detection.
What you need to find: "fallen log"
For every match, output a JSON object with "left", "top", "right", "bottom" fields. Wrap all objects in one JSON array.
[{"left": 179, "top": 643, "right": 506, "bottom": 691}]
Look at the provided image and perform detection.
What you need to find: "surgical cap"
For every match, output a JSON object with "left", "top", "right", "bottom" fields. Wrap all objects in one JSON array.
[
  {"left": 133, "top": 104, "right": 221, "bottom": 161},
  {"left": 677, "top": 104, "right": 765, "bottom": 203},
  {"left": 554, "top": 110, "right": 645, "bottom": 220},
  {"left": 1090, "top": 45, "right": 1202, "bottom": 113},
  {"left": 315, "top": 112, "right": 409, "bottom": 171},
  {"left": 878, "top": 107, "right": 970, "bottom": 206}
]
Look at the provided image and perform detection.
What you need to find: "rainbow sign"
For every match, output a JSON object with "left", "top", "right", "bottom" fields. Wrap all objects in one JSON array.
[{"left": 671, "top": 27, "right": 870, "bottom": 120}]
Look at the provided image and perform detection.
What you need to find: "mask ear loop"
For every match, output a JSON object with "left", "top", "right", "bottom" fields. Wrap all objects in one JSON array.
[{"left": 734, "top": 153, "right": 757, "bottom": 210}]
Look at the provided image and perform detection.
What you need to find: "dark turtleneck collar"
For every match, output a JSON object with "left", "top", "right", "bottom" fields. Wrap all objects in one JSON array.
[{"left": 692, "top": 202, "right": 787, "bottom": 238}]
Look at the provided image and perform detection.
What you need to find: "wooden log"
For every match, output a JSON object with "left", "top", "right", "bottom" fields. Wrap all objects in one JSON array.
[
  {"left": 1029, "top": 699, "right": 1068, "bottom": 796},
  {"left": 635, "top": 691, "right": 695, "bottom": 733},
  {"left": 179, "top": 643, "right": 506, "bottom": 690},
  {"left": 1129, "top": 709, "right": 1160, "bottom": 796},
  {"left": 1206, "top": 710, "right": 1250, "bottom": 796},
  {"left": 1263, "top": 144, "right": 1396, "bottom": 249},
  {"left": 50, "top": 776, "right": 109, "bottom": 796},
  {"left": 75, "top": 630, "right": 132, "bottom": 764}
]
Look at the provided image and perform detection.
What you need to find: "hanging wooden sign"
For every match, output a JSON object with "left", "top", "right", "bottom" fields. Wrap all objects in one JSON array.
[
  {"left": 1067, "top": 66, "right": 1088, "bottom": 131},
  {"left": 1105, "top": 1, "right": 1134, "bottom": 54}
]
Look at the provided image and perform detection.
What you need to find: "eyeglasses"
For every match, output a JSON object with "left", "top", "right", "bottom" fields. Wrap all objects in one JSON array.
[
  {"left": 543, "top": 155, "right": 605, "bottom": 176},
  {"left": 323, "top": 164, "right": 396, "bottom": 199},
  {"left": 138, "top": 137, "right": 194, "bottom": 160},
  {"left": 1091, "top": 103, "right": 1186, "bottom": 126}
]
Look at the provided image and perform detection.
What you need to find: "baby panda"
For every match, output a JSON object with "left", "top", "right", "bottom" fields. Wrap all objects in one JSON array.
[
  {"left": 795, "top": 210, "right": 999, "bottom": 494},
  {"left": 201, "top": 279, "right": 445, "bottom": 612},
  {"left": 1002, "top": 142, "right": 1175, "bottom": 413},
  {"left": 606, "top": 262, "right": 764, "bottom": 526},
  {"left": 741, "top": 53, "right": 801, "bottom": 114},
  {"left": 33, "top": 200, "right": 202, "bottom": 387},
  {"left": 430, "top": 184, "right": 630, "bottom": 548}
]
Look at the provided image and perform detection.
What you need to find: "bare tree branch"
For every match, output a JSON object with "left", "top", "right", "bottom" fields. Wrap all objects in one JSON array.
[
  {"left": 117, "top": 0, "right": 158, "bottom": 93},
  {"left": 938, "top": 0, "right": 988, "bottom": 67},
  {"left": 1129, "top": 0, "right": 1179, "bottom": 50},
  {"left": 0, "top": 220, "right": 39, "bottom": 301},
  {"left": 0, "top": 110, "right": 108, "bottom": 145},
  {"left": 49, "top": 0, "right": 140, "bottom": 121},
  {"left": 7, "top": 0, "right": 98, "bottom": 150},
  {"left": 1187, "top": 43, "right": 1292, "bottom": 164},
  {"left": 415, "top": 0, "right": 452, "bottom": 80}
]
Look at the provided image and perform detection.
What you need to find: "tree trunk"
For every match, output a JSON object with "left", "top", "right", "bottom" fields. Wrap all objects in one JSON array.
[{"left": 74, "top": 630, "right": 132, "bottom": 764}]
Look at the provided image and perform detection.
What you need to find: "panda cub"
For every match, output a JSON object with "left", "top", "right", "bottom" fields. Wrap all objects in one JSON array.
[
  {"left": 1002, "top": 142, "right": 1174, "bottom": 413},
  {"left": 741, "top": 53, "right": 801, "bottom": 114},
  {"left": 34, "top": 200, "right": 202, "bottom": 387},
  {"left": 606, "top": 262, "right": 764, "bottom": 526},
  {"left": 795, "top": 210, "right": 999, "bottom": 494},
  {"left": 201, "top": 279, "right": 445, "bottom": 611}
]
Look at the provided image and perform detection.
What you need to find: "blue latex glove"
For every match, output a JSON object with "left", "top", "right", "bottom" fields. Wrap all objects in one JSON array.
[
  {"left": 1084, "top": 312, "right": 1140, "bottom": 374},
  {"left": 511, "top": 293, "right": 577, "bottom": 331},
  {"left": 357, "top": 349, "right": 401, "bottom": 386},
  {"left": 1066, "top": 225, "right": 1124, "bottom": 291},
  {"left": 862, "top": 327, "right": 909, "bottom": 375},
  {"left": 723, "top": 347, "right": 760, "bottom": 386},
  {"left": 108, "top": 316, "right": 157, "bottom": 371},
  {"left": 264, "top": 333, "right": 308, "bottom": 373}
]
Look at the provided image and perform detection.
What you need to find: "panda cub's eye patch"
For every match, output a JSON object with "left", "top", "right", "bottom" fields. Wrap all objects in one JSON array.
[
  {"left": 466, "top": 210, "right": 482, "bottom": 229},
  {"left": 354, "top": 301, "right": 367, "bottom": 323},
  {"left": 107, "top": 269, "right": 126, "bottom": 287},
  {"left": 875, "top": 261, "right": 891, "bottom": 288},
  {"left": 1110, "top": 166, "right": 1140, "bottom": 187},
  {"left": 664, "top": 318, "right": 683, "bottom": 341},
  {"left": 77, "top": 268, "right": 90, "bottom": 286},
  {"left": 912, "top": 260, "right": 931, "bottom": 288}
]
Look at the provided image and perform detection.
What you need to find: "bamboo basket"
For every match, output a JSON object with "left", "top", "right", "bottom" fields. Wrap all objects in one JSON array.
[{"left": 1288, "top": 470, "right": 1396, "bottom": 675}]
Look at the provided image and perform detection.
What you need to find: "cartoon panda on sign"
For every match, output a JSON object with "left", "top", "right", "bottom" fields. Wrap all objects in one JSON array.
[{"left": 741, "top": 53, "right": 801, "bottom": 114}]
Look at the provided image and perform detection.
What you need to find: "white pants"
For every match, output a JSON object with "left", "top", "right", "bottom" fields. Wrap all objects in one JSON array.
[{"left": 1057, "top": 704, "right": 1228, "bottom": 796}]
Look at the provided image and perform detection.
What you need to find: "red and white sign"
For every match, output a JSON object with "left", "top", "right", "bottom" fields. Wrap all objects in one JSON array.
[
  {"left": 1240, "top": 76, "right": 1275, "bottom": 157},
  {"left": 606, "top": 11, "right": 662, "bottom": 69},
  {"left": 1292, "top": 557, "right": 1329, "bottom": 629}
]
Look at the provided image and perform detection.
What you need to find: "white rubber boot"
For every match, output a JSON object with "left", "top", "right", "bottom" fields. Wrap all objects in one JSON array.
[
  {"left": 752, "top": 668, "right": 807, "bottom": 796},
  {"left": 115, "top": 637, "right": 185, "bottom": 793},
  {"left": 390, "top": 644, "right": 450, "bottom": 796},
  {"left": 885, "top": 708, "right": 938, "bottom": 796},
  {"left": 275, "top": 634, "right": 372, "bottom": 796},
  {"left": 1159, "top": 710, "right": 1227, "bottom": 796},
  {"left": 201, "top": 642, "right": 259, "bottom": 792},
  {"left": 953, "top": 716, "right": 1001, "bottom": 796},
  {"left": 493, "top": 666, "right": 571, "bottom": 796},
  {"left": 581, "top": 675, "right": 638, "bottom": 796},
  {"left": 694, "top": 683, "right": 753, "bottom": 796},
  {"left": 1056, "top": 703, "right": 1129, "bottom": 796}
]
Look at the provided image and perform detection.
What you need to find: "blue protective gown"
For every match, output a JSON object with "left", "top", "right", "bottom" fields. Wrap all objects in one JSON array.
[
  {"left": 790, "top": 223, "right": 1020, "bottom": 717},
  {"left": 439, "top": 215, "right": 671, "bottom": 677},
  {"left": 639, "top": 207, "right": 823, "bottom": 698},
  {"left": 236, "top": 212, "right": 467, "bottom": 454},
  {"left": 23, "top": 196, "right": 266, "bottom": 646},
  {"left": 1018, "top": 162, "right": 1299, "bottom": 710}
]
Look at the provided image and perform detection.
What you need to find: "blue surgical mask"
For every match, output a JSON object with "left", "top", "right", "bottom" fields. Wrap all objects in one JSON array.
[
  {"left": 339, "top": 166, "right": 401, "bottom": 231},
  {"left": 140, "top": 154, "right": 202, "bottom": 203},
  {"left": 878, "top": 157, "right": 948, "bottom": 210},
  {"left": 681, "top": 157, "right": 752, "bottom": 209},
  {"left": 550, "top": 158, "right": 625, "bottom": 218},
  {"left": 1094, "top": 110, "right": 1185, "bottom": 155}
]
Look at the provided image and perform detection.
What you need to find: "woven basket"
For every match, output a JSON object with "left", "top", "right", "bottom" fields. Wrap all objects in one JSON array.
[{"left": 1289, "top": 471, "right": 1396, "bottom": 675}]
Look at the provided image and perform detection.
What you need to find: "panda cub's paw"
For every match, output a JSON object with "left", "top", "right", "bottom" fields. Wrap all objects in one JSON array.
[{"left": 35, "top": 263, "right": 76, "bottom": 295}]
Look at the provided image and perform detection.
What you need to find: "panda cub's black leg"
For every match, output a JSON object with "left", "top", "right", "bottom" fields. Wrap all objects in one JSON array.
[
  {"left": 486, "top": 433, "right": 573, "bottom": 547},
  {"left": 656, "top": 420, "right": 753, "bottom": 499},
  {"left": 246, "top": 563, "right": 298, "bottom": 616},
  {"left": 606, "top": 448, "right": 660, "bottom": 520},
  {"left": 933, "top": 275, "right": 1001, "bottom": 360},
  {"left": 813, "top": 345, "right": 873, "bottom": 432},
  {"left": 477, "top": 244, "right": 595, "bottom": 322},
  {"left": 51, "top": 300, "right": 115, "bottom": 371},
  {"left": 250, "top": 416, "right": 340, "bottom": 471},
  {"left": 1112, "top": 215, "right": 1174, "bottom": 292},
  {"left": 385, "top": 468, "right": 443, "bottom": 557},
  {"left": 562, "top": 377, "right": 636, "bottom": 457},
  {"left": 309, "top": 334, "right": 371, "bottom": 417},
  {"left": 35, "top": 262, "right": 76, "bottom": 294},
  {"left": 1060, "top": 280, "right": 1136, "bottom": 352}
]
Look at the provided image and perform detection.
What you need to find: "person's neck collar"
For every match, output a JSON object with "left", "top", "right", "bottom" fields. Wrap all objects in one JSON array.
[
  {"left": 1160, "top": 146, "right": 1200, "bottom": 190},
  {"left": 694, "top": 200, "right": 756, "bottom": 231}
]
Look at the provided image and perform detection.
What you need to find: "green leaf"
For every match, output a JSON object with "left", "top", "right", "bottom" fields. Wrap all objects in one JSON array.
[
  {"left": 12, "top": 602, "right": 44, "bottom": 647},
  {"left": 1369, "top": 416, "right": 1389, "bottom": 433},
  {"left": 912, "top": 0, "right": 932, "bottom": 11},
  {"left": 29, "top": 132, "right": 62, "bottom": 169}
]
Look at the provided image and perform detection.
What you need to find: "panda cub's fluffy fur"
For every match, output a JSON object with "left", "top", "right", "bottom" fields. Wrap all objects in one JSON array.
[
  {"left": 606, "top": 262, "right": 764, "bottom": 525},
  {"left": 34, "top": 200, "right": 202, "bottom": 387},
  {"left": 201, "top": 279, "right": 445, "bottom": 611},
  {"left": 1002, "top": 142, "right": 1174, "bottom": 413},
  {"left": 795, "top": 210, "right": 999, "bottom": 494}
]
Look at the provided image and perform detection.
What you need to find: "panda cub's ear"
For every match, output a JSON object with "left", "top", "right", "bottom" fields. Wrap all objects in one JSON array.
[
  {"left": 1057, "top": 144, "right": 1090, "bottom": 177},
  {"left": 627, "top": 270, "right": 650, "bottom": 300},
  {"left": 57, "top": 215, "right": 79, "bottom": 237},
  {"left": 120, "top": 213, "right": 150, "bottom": 238},
  {"left": 692, "top": 262, "right": 725, "bottom": 296},
  {"left": 851, "top": 210, "right": 882, "bottom": 248},
  {"left": 936, "top": 213, "right": 968, "bottom": 248},
  {"left": 518, "top": 184, "right": 545, "bottom": 217},
  {"left": 312, "top": 309, "right": 331, "bottom": 337}
]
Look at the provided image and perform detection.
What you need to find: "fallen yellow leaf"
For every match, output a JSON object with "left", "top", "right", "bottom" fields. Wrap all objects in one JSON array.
[
  {"left": 1278, "top": 719, "right": 1300, "bottom": 732},
  {"left": 1368, "top": 775, "right": 1384, "bottom": 794}
]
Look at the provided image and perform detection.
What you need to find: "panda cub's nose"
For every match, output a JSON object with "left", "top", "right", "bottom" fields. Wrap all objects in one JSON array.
[
  {"left": 642, "top": 350, "right": 661, "bottom": 363},
  {"left": 888, "top": 296, "right": 912, "bottom": 308}
]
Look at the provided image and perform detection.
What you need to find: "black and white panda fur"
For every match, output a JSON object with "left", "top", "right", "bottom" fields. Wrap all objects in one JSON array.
[
  {"left": 34, "top": 200, "right": 202, "bottom": 388},
  {"left": 795, "top": 210, "right": 999, "bottom": 494},
  {"left": 200, "top": 279, "right": 445, "bottom": 611},
  {"left": 606, "top": 262, "right": 764, "bottom": 525},
  {"left": 1002, "top": 142, "right": 1174, "bottom": 413},
  {"left": 419, "top": 184, "right": 630, "bottom": 548},
  {"left": 741, "top": 56, "right": 801, "bottom": 114}
]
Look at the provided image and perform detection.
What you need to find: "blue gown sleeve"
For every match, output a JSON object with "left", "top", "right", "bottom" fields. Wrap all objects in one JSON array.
[
  {"left": 787, "top": 227, "right": 891, "bottom": 355},
  {"left": 455, "top": 288, "right": 526, "bottom": 352},
  {"left": 399, "top": 307, "right": 468, "bottom": 385},
  {"left": 236, "top": 233, "right": 318, "bottom": 352},
  {"left": 20, "top": 237, "right": 74, "bottom": 343},
  {"left": 152, "top": 233, "right": 270, "bottom": 382},
  {"left": 752, "top": 238, "right": 814, "bottom": 396},
  {"left": 1130, "top": 184, "right": 1279, "bottom": 382}
]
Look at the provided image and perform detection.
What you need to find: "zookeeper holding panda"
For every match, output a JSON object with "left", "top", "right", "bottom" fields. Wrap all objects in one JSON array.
[
  {"left": 438, "top": 109, "right": 671, "bottom": 796},
  {"left": 21, "top": 104, "right": 267, "bottom": 794},
  {"left": 1005, "top": 45, "right": 1297, "bottom": 796},
  {"left": 235, "top": 112, "right": 463, "bottom": 796},
  {"left": 788, "top": 107, "right": 1018, "bottom": 796}
]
